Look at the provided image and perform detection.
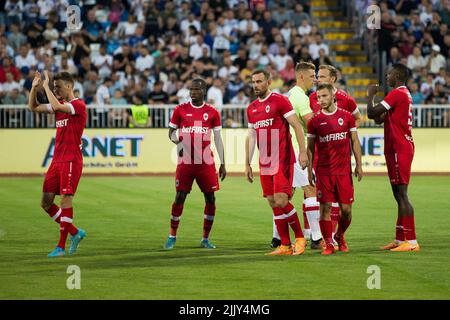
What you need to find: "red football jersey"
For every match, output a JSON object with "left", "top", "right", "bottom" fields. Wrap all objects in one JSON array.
[
  {"left": 50, "top": 98, "right": 87, "bottom": 163},
  {"left": 380, "top": 86, "right": 414, "bottom": 155},
  {"left": 247, "top": 91, "right": 296, "bottom": 175},
  {"left": 309, "top": 88, "right": 358, "bottom": 115},
  {"left": 307, "top": 108, "right": 356, "bottom": 175},
  {"left": 169, "top": 101, "right": 221, "bottom": 165}
]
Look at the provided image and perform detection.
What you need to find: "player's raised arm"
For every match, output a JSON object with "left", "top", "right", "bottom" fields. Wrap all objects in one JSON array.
[
  {"left": 245, "top": 128, "right": 256, "bottom": 183},
  {"left": 350, "top": 130, "right": 363, "bottom": 182},
  {"left": 366, "top": 84, "right": 387, "bottom": 123},
  {"left": 28, "top": 71, "right": 53, "bottom": 113},
  {"left": 285, "top": 114, "right": 309, "bottom": 169},
  {"left": 42, "top": 71, "right": 73, "bottom": 114}
]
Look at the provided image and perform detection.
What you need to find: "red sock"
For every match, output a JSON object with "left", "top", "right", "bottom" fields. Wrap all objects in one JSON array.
[
  {"left": 331, "top": 205, "right": 340, "bottom": 233},
  {"left": 58, "top": 208, "right": 76, "bottom": 249},
  {"left": 282, "top": 202, "right": 304, "bottom": 238},
  {"left": 319, "top": 219, "right": 333, "bottom": 245},
  {"left": 302, "top": 203, "right": 310, "bottom": 230},
  {"left": 45, "top": 204, "right": 61, "bottom": 223},
  {"left": 203, "top": 203, "right": 216, "bottom": 239},
  {"left": 403, "top": 215, "right": 416, "bottom": 241},
  {"left": 337, "top": 216, "right": 351, "bottom": 236},
  {"left": 170, "top": 203, "right": 184, "bottom": 237},
  {"left": 273, "top": 207, "right": 291, "bottom": 246},
  {"left": 395, "top": 215, "right": 405, "bottom": 242}
]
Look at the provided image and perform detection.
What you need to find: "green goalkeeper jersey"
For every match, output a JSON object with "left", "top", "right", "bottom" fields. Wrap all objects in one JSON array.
[{"left": 288, "top": 85, "right": 313, "bottom": 152}]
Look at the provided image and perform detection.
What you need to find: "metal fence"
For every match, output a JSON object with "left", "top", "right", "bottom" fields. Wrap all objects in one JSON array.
[{"left": 1, "top": 104, "right": 450, "bottom": 128}]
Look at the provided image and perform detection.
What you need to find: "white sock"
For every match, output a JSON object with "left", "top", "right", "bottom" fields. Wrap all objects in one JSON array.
[
  {"left": 407, "top": 239, "right": 418, "bottom": 245},
  {"left": 304, "top": 197, "right": 322, "bottom": 241},
  {"left": 273, "top": 218, "right": 280, "bottom": 239},
  {"left": 303, "top": 228, "right": 311, "bottom": 240}
]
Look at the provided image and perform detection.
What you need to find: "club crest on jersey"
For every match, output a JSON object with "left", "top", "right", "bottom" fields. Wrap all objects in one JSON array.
[
  {"left": 265, "top": 105, "right": 270, "bottom": 113},
  {"left": 338, "top": 118, "right": 344, "bottom": 126},
  {"left": 203, "top": 113, "right": 209, "bottom": 121},
  {"left": 175, "top": 179, "right": 180, "bottom": 187}
]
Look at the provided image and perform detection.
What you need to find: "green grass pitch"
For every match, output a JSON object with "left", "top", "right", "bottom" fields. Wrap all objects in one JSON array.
[{"left": 1, "top": 176, "right": 449, "bottom": 300}]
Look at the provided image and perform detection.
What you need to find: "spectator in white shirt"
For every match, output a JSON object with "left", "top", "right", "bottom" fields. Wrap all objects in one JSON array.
[
  {"left": 135, "top": 46, "right": 154, "bottom": 72},
  {"left": 407, "top": 46, "right": 427, "bottom": 72},
  {"left": 298, "top": 19, "right": 312, "bottom": 36},
  {"left": 180, "top": 13, "right": 202, "bottom": 36},
  {"left": 271, "top": 46, "right": 292, "bottom": 72},
  {"left": 207, "top": 78, "right": 224, "bottom": 109},
  {"left": 239, "top": 10, "right": 259, "bottom": 36},
  {"left": 218, "top": 57, "right": 239, "bottom": 80},
  {"left": 93, "top": 44, "right": 113, "bottom": 79},
  {"left": 230, "top": 88, "right": 250, "bottom": 105},
  {"left": 14, "top": 45, "right": 37, "bottom": 70},
  {"left": 189, "top": 35, "right": 210, "bottom": 60},
  {"left": 2, "top": 72, "right": 21, "bottom": 93},
  {"left": 119, "top": 14, "right": 138, "bottom": 37},
  {"left": 308, "top": 34, "right": 329, "bottom": 60},
  {"left": 175, "top": 80, "right": 192, "bottom": 104},
  {"left": 42, "top": 21, "right": 59, "bottom": 49},
  {"left": 427, "top": 45, "right": 446, "bottom": 74}
]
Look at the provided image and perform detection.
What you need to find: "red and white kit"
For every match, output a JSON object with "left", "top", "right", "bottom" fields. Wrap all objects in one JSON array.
[
  {"left": 247, "top": 92, "right": 296, "bottom": 197},
  {"left": 307, "top": 108, "right": 357, "bottom": 204},
  {"left": 380, "top": 86, "right": 415, "bottom": 185},
  {"left": 43, "top": 98, "right": 87, "bottom": 195},
  {"left": 169, "top": 101, "right": 221, "bottom": 193}
]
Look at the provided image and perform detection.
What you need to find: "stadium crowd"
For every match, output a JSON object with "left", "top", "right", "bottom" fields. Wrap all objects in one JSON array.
[{"left": 0, "top": 0, "right": 449, "bottom": 128}]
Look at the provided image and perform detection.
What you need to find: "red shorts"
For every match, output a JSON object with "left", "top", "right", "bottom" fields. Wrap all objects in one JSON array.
[
  {"left": 259, "top": 165, "right": 294, "bottom": 198},
  {"left": 175, "top": 164, "right": 219, "bottom": 193},
  {"left": 385, "top": 152, "right": 413, "bottom": 185},
  {"left": 43, "top": 161, "right": 83, "bottom": 195},
  {"left": 316, "top": 174, "right": 354, "bottom": 204}
]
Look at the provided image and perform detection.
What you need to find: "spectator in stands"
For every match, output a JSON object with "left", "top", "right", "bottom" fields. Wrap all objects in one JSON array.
[
  {"left": 93, "top": 44, "right": 113, "bottom": 79},
  {"left": 174, "top": 79, "right": 191, "bottom": 104},
  {"left": 70, "top": 33, "right": 90, "bottom": 66},
  {"left": 313, "top": 48, "right": 334, "bottom": 69},
  {"left": 278, "top": 57, "right": 295, "bottom": 83},
  {"left": 7, "top": 23, "right": 26, "bottom": 51},
  {"left": 410, "top": 82, "right": 425, "bottom": 104},
  {"left": 230, "top": 88, "right": 250, "bottom": 105},
  {"left": 0, "top": 57, "right": 20, "bottom": 83},
  {"left": 2, "top": 72, "right": 21, "bottom": 93},
  {"left": 83, "top": 70, "right": 99, "bottom": 105},
  {"left": 298, "top": 19, "right": 312, "bottom": 36},
  {"left": 218, "top": 56, "right": 239, "bottom": 80},
  {"left": 189, "top": 35, "right": 210, "bottom": 60},
  {"left": 94, "top": 77, "right": 112, "bottom": 127},
  {"left": 207, "top": 78, "right": 224, "bottom": 109},
  {"left": 2, "top": 87, "right": 26, "bottom": 104},
  {"left": 407, "top": 46, "right": 428, "bottom": 73},
  {"left": 109, "top": 89, "right": 128, "bottom": 127},
  {"left": 128, "top": 95, "right": 152, "bottom": 128},
  {"left": 292, "top": 3, "right": 310, "bottom": 27},
  {"left": 148, "top": 81, "right": 169, "bottom": 104},
  {"left": 239, "top": 10, "right": 259, "bottom": 40},
  {"left": 427, "top": 44, "right": 446, "bottom": 74},
  {"left": 309, "top": 34, "right": 329, "bottom": 61},
  {"left": 135, "top": 46, "right": 155, "bottom": 73}
]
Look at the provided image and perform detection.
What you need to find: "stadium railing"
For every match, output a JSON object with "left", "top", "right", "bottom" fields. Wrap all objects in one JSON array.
[{"left": 1, "top": 104, "right": 449, "bottom": 128}]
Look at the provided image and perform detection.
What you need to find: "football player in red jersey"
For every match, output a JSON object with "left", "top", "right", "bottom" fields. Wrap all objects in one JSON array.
[
  {"left": 310, "top": 65, "right": 362, "bottom": 244},
  {"left": 367, "top": 63, "right": 419, "bottom": 252},
  {"left": 245, "top": 69, "right": 309, "bottom": 255},
  {"left": 307, "top": 84, "right": 363, "bottom": 255},
  {"left": 164, "top": 78, "right": 226, "bottom": 250},
  {"left": 28, "top": 71, "right": 87, "bottom": 257}
]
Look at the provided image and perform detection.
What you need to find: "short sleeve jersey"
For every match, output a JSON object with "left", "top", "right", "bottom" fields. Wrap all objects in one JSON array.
[
  {"left": 288, "top": 85, "right": 312, "bottom": 151},
  {"left": 380, "top": 86, "right": 414, "bottom": 155},
  {"left": 169, "top": 101, "right": 221, "bottom": 165},
  {"left": 51, "top": 98, "right": 87, "bottom": 163},
  {"left": 247, "top": 92, "right": 296, "bottom": 171},
  {"left": 307, "top": 108, "right": 356, "bottom": 175}
]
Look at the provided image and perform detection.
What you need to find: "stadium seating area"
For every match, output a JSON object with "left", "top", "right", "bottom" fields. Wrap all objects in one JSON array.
[{"left": 0, "top": 0, "right": 448, "bottom": 128}]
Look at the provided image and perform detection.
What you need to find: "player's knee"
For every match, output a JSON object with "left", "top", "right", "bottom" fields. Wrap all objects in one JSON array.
[
  {"left": 204, "top": 193, "right": 215, "bottom": 204},
  {"left": 340, "top": 206, "right": 352, "bottom": 219},
  {"left": 274, "top": 197, "right": 288, "bottom": 208},
  {"left": 320, "top": 203, "right": 331, "bottom": 219},
  {"left": 175, "top": 191, "right": 187, "bottom": 204},
  {"left": 40, "top": 199, "right": 51, "bottom": 211},
  {"left": 60, "top": 195, "right": 73, "bottom": 208}
]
